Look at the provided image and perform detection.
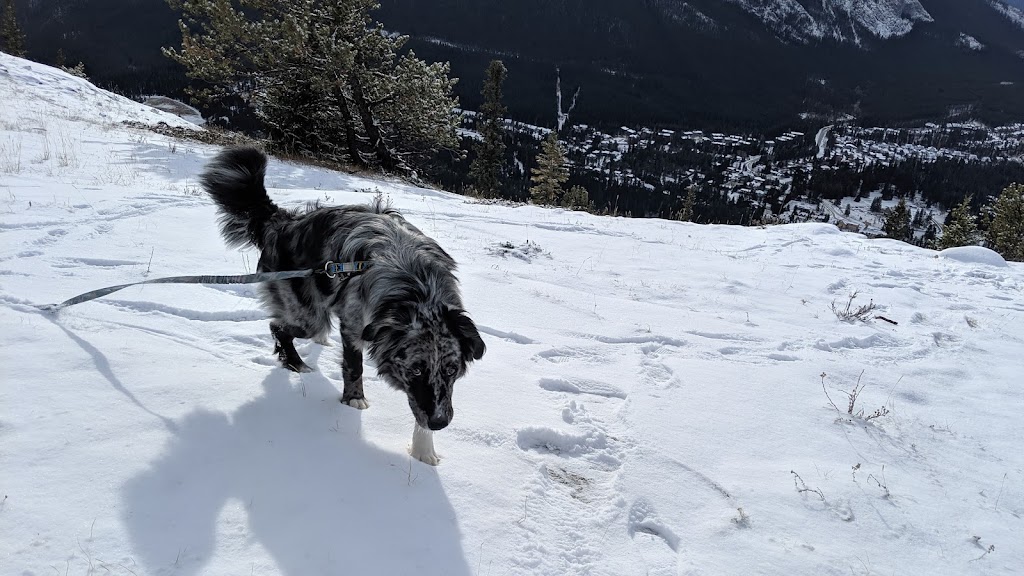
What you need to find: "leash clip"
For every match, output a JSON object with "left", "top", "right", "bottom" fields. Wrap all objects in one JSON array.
[{"left": 322, "top": 261, "right": 338, "bottom": 278}]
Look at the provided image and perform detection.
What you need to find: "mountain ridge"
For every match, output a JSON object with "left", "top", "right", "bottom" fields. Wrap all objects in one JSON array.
[{"left": 13, "top": 0, "right": 1024, "bottom": 130}]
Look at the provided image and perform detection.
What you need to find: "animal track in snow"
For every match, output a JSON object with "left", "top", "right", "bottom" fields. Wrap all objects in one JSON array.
[
  {"left": 517, "top": 426, "right": 610, "bottom": 459},
  {"left": 627, "top": 498, "right": 680, "bottom": 552},
  {"left": 102, "top": 299, "right": 266, "bottom": 323},
  {"left": 569, "top": 330, "right": 688, "bottom": 348},
  {"left": 826, "top": 279, "right": 849, "bottom": 293},
  {"left": 32, "top": 228, "right": 69, "bottom": 245},
  {"left": 638, "top": 344, "right": 679, "bottom": 387},
  {"left": 545, "top": 465, "right": 592, "bottom": 500},
  {"left": 931, "top": 332, "right": 962, "bottom": 348},
  {"left": 684, "top": 330, "right": 764, "bottom": 343},
  {"left": 476, "top": 325, "right": 536, "bottom": 344},
  {"left": 814, "top": 333, "right": 900, "bottom": 351},
  {"left": 518, "top": 400, "right": 626, "bottom": 471},
  {"left": 536, "top": 346, "right": 615, "bottom": 364},
  {"left": 538, "top": 377, "right": 627, "bottom": 399}
]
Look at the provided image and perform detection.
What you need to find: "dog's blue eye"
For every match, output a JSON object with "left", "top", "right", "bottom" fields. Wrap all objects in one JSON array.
[
  {"left": 446, "top": 367, "right": 456, "bottom": 376},
  {"left": 412, "top": 368, "right": 423, "bottom": 377}
]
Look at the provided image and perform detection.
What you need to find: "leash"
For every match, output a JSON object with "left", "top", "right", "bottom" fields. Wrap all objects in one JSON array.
[{"left": 37, "top": 260, "right": 371, "bottom": 313}]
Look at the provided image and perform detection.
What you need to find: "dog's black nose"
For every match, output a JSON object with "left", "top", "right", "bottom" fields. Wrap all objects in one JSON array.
[{"left": 427, "top": 417, "right": 450, "bottom": 431}]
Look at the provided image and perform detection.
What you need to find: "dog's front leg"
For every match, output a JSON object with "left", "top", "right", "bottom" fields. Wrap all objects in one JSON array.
[
  {"left": 410, "top": 423, "right": 440, "bottom": 466},
  {"left": 271, "top": 322, "right": 313, "bottom": 373},
  {"left": 340, "top": 335, "right": 369, "bottom": 409}
]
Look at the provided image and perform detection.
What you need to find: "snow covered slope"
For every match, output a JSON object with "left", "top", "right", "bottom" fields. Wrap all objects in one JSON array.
[
  {"left": 991, "top": 0, "right": 1024, "bottom": 31},
  {"left": 724, "top": 0, "right": 933, "bottom": 44},
  {"left": 2, "top": 54, "right": 1024, "bottom": 576}
]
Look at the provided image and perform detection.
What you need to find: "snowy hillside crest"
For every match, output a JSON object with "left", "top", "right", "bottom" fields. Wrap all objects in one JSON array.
[{"left": 2, "top": 54, "right": 1023, "bottom": 576}]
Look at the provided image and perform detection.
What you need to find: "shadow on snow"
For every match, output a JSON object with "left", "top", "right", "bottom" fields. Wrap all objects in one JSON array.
[{"left": 120, "top": 347, "right": 470, "bottom": 575}]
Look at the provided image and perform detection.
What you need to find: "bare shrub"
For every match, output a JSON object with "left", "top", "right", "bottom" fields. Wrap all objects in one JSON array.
[
  {"left": 821, "top": 371, "right": 891, "bottom": 423},
  {"left": 830, "top": 291, "right": 878, "bottom": 322},
  {"left": 0, "top": 137, "right": 23, "bottom": 174}
]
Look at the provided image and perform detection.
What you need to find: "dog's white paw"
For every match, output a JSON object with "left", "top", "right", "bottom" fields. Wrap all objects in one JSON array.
[
  {"left": 410, "top": 449, "right": 440, "bottom": 466},
  {"left": 410, "top": 423, "right": 441, "bottom": 466},
  {"left": 344, "top": 398, "right": 369, "bottom": 410}
]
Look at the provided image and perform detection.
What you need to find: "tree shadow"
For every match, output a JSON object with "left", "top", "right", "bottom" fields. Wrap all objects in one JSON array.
[{"left": 121, "top": 356, "right": 471, "bottom": 575}]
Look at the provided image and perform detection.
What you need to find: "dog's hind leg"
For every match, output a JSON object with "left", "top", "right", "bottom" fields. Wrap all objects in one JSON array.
[
  {"left": 270, "top": 322, "right": 314, "bottom": 373},
  {"left": 340, "top": 334, "right": 369, "bottom": 409}
]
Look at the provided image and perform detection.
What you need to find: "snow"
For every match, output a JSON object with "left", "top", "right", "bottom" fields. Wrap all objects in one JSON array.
[
  {"left": 815, "top": 124, "right": 833, "bottom": 159},
  {"left": 724, "top": 0, "right": 932, "bottom": 44},
  {"left": 990, "top": 0, "right": 1024, "bottom": 30},
  {"left": 957, "top": 33, "right": 986, "bottom": 51},
  {"left": 3, "top": 54, "right": 1024, "bottom": 576},
  {"left": 141, "top": 96, "right": 205, "bottom": 125},
  {"left": 938, "top": 246, "right": 1008, "bottom": 268}
]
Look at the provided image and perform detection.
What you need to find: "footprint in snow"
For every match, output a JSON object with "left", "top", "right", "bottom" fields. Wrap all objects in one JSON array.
[
  {"left": 627, "top": 497, "right": 680, "bottom": 552},
  {"left": 536, "top": 346, "right": 615, "bottom": 364},
  {"left": 639, "top": 344, "right": 678, "bottom": 388},
  {"left": 476, "top": 325, "right": 536, "bottom": 344},
  {"left": 32, "top": 228, "right": 69, "bottom": 246},
  {"left": 517, "top": 403, "right": 624, "bottom": 471},
  {"left": 516, "top": 426, "right": 610, "bottom": 458},
  {"left": 538, "top": 377, "right": 627, "bottom": 399}
]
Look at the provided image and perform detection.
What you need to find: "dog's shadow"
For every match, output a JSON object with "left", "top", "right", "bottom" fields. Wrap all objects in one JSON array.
[{"left": 121, "top": 351, "right": 471, "bottom": 576}]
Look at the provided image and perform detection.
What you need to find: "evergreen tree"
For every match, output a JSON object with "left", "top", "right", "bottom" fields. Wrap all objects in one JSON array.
[
  {"left": 883, "top": 197, "right": 912, "bottom": 241},
  {"left": 937, "top": 195, "right": 978, "bottom": 250},
  {"left": 468, "top": 60, "right": 507, "bottom": 198},
  {"left": 530, "top": 131, "right": 568, "bottom": 205},
  {"left": 986, "top": 183, "right": 1024, "bottom": 261},
  {"left": 164, "top": 0, "right": 459, "bottom": 171},
  {"left": 677, "top": 185, "right": 697, "bottom": 222},
  {"left": 0, "top": 0, "right": 25, "bottom": 57},
  {"left": 870, "top": 196, "right": 882, "bottom": 212},
  {"left": 562, "top": 185, "right": 589, "bottom": 209},
  {"left": 923, "top": 222, "right": 937, "bottom": 247}
]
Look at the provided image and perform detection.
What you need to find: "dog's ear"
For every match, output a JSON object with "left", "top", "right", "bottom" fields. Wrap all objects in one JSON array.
[
  {"left": 361, "top": 323, "right": 383, "bottom": 343},
  {"left": 446, "top": 308, "right": 486, "bottom": 362},
  {"left": 363, "top": 302, "right": 414, "bottom": 344}
]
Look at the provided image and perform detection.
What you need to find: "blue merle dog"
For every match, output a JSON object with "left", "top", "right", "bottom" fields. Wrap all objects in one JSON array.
[{"left": 201, "top": 147, "right": 485, "bottom": 464}]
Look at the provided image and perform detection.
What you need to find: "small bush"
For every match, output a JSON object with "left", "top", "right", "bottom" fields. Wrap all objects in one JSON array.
[{"left": 830, "top": 291, "right": 878, "bottom": 323}]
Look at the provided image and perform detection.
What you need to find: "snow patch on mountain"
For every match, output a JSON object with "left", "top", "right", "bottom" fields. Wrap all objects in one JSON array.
[
  {"left": 990, "top": 0, "right": 1024, "bottom": 30},
  {"left": 957, "top": 33, "right": 986, "bottom": 51},
  {"left": 723, "top": 0, "right": 932, "bottom": 44},
  {"left": 653, "top": 1, "right": 720, "bottom": 31}
]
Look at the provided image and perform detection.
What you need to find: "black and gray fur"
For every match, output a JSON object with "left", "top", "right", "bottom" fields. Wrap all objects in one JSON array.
[{"left": 201, "top": 148, "right": 485, "bottom": 462}]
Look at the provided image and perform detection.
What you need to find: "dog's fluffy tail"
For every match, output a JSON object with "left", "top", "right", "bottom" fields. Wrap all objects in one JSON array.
[{"left": 200, "top": 147, "right": 281, "bottom": 249}]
